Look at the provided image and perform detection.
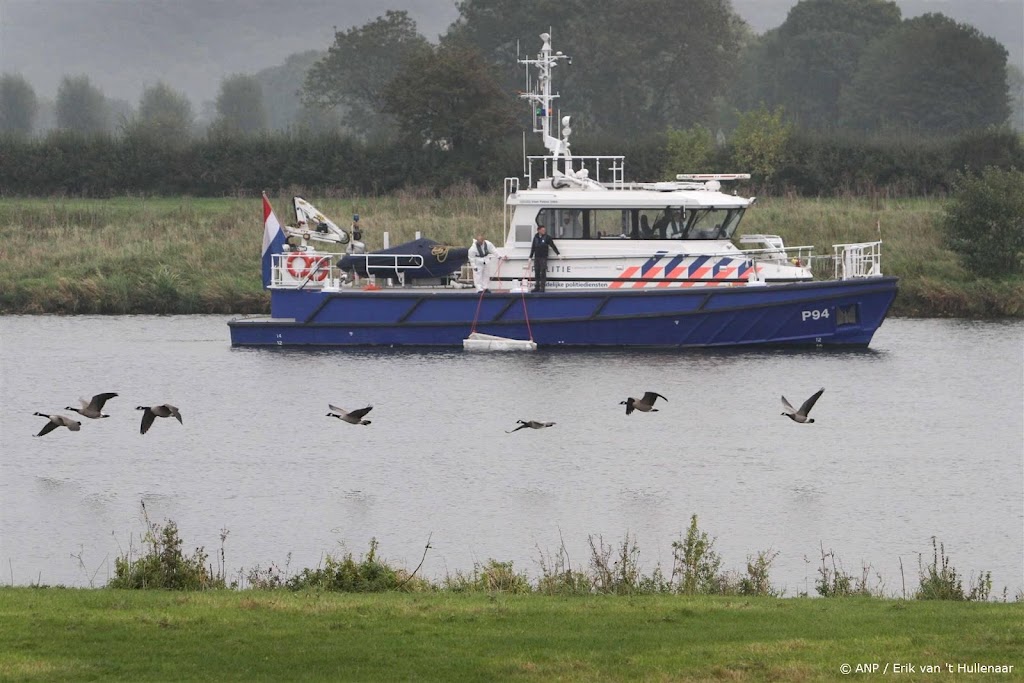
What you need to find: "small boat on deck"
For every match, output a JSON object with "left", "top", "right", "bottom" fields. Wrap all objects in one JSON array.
[{"left": 229, "top": 33, "right": 896, "bottom": 349}]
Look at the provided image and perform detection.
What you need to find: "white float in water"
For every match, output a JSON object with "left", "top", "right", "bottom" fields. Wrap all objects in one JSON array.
[{"left": 462, "top": 332, "right": 537, "bottom": 352}]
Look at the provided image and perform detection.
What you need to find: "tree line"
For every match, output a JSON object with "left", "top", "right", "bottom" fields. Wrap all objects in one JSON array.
[
  {"left": 1, "top": 0, "right": 1021, "bottom": 197},
  {"left": 1, "top": 126, "right": 1020, "bottom": 198}
]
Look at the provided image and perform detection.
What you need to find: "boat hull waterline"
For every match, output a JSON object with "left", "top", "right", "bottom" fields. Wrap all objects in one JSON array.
[{"left": 229, "top": 277, "right": 897, "bottom": 348}]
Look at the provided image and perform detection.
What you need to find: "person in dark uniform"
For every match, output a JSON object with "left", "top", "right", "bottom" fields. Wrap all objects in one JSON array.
[{"left": 527, "top": 224, "right": 561, "bottom": 292}]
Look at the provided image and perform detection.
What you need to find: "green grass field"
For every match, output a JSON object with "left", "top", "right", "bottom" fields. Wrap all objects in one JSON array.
[
  {"left": 0, "top": 194, "right": 1020, "bottom": 316},
  {"left": 1, "top": 588, "right": 1021, "bottom": 682}
]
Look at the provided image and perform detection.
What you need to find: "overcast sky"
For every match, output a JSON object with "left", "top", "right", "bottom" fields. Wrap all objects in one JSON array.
[{"left": 1, "top": 0, "right": 1020, "bottom": 106}]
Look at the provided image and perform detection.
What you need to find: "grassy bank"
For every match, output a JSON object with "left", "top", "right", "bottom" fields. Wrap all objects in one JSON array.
[
  {"left": 0, "top": 194, "right": 1020, "bottom": 316},
  {"left": 1, "top": 588, "right": 1021, "bottom": 682}
]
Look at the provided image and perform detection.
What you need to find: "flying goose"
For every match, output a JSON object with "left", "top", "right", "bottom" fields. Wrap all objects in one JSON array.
[
  {"left": 327, "top": 404, "right": 373, "bottom": 425},
  {"left": 136, "top": 404, "right": 183, "bottom": 434},
  {"left": 33, "top": 412, "right": 81, "bottom": 437},
  {"left": 621, "top": 391, "right": 667, "bottom": 415},
  {"left": 781, "top": 388, "right": 824, "bottom": 424},
  {"left": 505, "top": 420, "right": 556, "bottom": 433},
  {"left": 66, "top": 392, "right": 118, "bottom": 419}
]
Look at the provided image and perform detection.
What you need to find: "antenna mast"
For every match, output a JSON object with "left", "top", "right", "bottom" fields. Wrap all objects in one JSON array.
[{"left": 518, "top": 32, "right": 572, "bottom": 164}]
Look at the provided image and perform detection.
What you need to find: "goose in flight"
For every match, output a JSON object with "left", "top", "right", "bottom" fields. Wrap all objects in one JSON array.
[
  {"left": 327, "top": 404, "right": 373, "bottom": 425},
  {"left": 506, "top": 420, "right": 556, "bottom": 433},
  {"left": 67, "top": 392, "right": 118, "bottom": 419},
  {"left": 781, "top": 388, "right": 825, "bottom": 424},
  {"left": 621, "top": 391, "right": 667, "bottom": 415},
  {"left": 33, "top": 412, "right": 81, "bottom": 437},
  {"left": 137, "top": 404, "right": 183, "bottom": 434}
]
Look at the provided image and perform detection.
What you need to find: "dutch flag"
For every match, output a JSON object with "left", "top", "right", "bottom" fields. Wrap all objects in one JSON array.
[{"left": 261, "top": 192, "right": 287, "bottom": 288}]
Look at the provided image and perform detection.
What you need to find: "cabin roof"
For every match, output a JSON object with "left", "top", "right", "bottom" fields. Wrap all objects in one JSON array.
[{"left": 508, "top": 187, "right": 751, "bottom": 209}]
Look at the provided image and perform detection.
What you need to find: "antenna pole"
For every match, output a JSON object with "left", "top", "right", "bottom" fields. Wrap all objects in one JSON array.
[{"left": 518, "top": 32, "right": 571, "bottom": 160}]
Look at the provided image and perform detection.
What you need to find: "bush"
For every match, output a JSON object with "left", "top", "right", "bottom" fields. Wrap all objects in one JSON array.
[
  {"left": 443, "top": 559, "right": 532, "bottom": 594},
  {"left": 536, "top": 541, "right": 593, "bottom": 595},
  {"left": 109, "top": 518, "right": 225, "bottom": 590},
  {"left": 671, "top": 515, "right": 724, "bottom": 595},
  {"left": 588, "top": 533, "right": 649, "bottom": 595},
  {"left": 916, "top": 537, "right": 992, "bottom": 601},
  {"left": 815, "top": 545, "right": 881, "bottom": 598},
  {"left": 942, "top": 166, "right": 1024, "bottom": 277},
  {"left": 285, "top": 538, "right": 401, "bottom": 592},
  {"left": 740, "top": 550, "right": 781, "bottom": 597}
]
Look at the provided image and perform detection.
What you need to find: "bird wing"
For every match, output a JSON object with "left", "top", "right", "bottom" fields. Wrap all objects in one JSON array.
[
  {"left": 328, "top": 404, "right": 346, "bottom": 414},
  {"left": 625, "top": 401, "right": 635, "bottom": 415},
  {"left": 780, "top": 396, "right": 796, "bottom": 414},
  {"left": 506, "top": 423, "right": 528, "bottom": 433},
  {"left": 799, "top": 388, "right": 825, "bottom": 416},
  {"left": 61, "top": 416, "right": 81, "bottom": 431},
  {"left": 168, "top": 406, "right": 182, "bottom": 424},
  {"left": 643, "top": 391, "right": 667, "bottom": 404},
  {"left": 90, "top": 392, "right": 118, "bottom": 410},
  {"left": 36, "top": 420, "right": 58, "bottom": 437},
  {"left": 140, "top": 409, "right": 156, "bottom": 435},
  {"left": 348, "top": 406, "right": 373, "bottom": 419}
]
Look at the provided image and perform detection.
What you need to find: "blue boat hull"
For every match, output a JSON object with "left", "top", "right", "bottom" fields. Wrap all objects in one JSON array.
[{"left": 228, "top": 277, "right": 898, "bottom": 348}]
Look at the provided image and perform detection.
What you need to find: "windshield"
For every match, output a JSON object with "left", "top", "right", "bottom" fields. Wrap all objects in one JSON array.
[{"left": 682, "top": 207, "right": 744, "bottom": 240}]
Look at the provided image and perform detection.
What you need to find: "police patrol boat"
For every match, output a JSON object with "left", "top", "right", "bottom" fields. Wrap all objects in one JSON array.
[{"left": 228, "top": 33, "right": 897, "bottom": 348}]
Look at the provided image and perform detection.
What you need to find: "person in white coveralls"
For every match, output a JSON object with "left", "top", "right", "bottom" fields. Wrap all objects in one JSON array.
[
  {"left": 469, "top": 233, "right": 501, "bottom": 292},
  {"left": 342, "top": 214, "right": 367, "bottom": 284}
]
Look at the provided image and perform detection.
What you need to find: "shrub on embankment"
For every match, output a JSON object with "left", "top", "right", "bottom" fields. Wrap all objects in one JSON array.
[
  {"left": 5, "top": 520, "right": 1020, "bottom": 679},
  {"left": 0, "top": 195, "right": 1021, "bottom": 317},
  {"left": 106, "top": 513, "right": 1013, "bottom": 602}
]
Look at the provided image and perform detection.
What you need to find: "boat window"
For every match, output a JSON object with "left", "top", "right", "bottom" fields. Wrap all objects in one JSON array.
[
  {"left": 682, "top": 208, "right": 744, "bottom": 239},
  {"left": 515, "top": 224, "right": 534, "bottom": 243},
  {"left": 532, "top": 207, "right": 743, "bottom": 240},
  {"left": 594, "top": 208, "right": 689, "bottom": 239},
  {"left": 590, "top": 209, "right": 634, "bottom": 239},
  {"left": 537, "top": 209, "right": 587, "bottom": 239},
  {"left": 644, "top": 207, "right": 687, "bottom": 239},
  {"left": 554, "top": 210, "right": 583, "bottom": 239}
]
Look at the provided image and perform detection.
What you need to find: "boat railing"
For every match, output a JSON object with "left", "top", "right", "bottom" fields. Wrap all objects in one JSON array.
[
  {"left": 739, "top": 237, "right": 884, "bottom": 280},
  {"left": 739, "top": 243, "right": 816, "bottom": 270},
  {"left": 525, "top": 154, "right": 625, "bottom": 188},
  {"left": 270, "top": 251, "right": 340, "bottom": 289},
  {"left": 349, "top": 253, "right": 426, "bottom": 286},
  {"left": 272, "top": 251, "right": 430, "bottom": 289},
  {"left": 832, "top": 241, "right": 883, "bottom": 280}
]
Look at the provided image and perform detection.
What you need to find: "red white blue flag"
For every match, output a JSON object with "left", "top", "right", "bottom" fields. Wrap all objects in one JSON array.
[{"left": 261, "top": 192, "right": 286, "bottom": 288}]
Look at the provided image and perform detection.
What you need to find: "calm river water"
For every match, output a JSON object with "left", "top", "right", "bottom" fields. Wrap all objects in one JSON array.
[{"left": 1, "top": 315, "right": 1021, "bottom": 596}]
